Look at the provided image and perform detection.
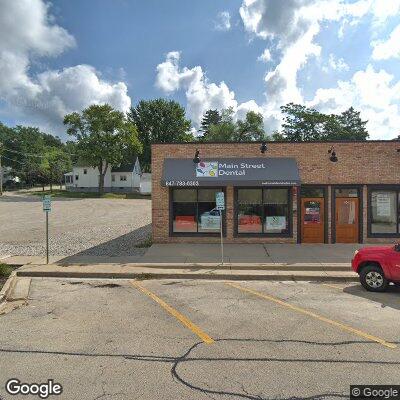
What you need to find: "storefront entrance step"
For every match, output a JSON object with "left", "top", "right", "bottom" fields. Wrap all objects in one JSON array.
[{"left": 16, "top": 264, "right": 358, "bottom": 282}]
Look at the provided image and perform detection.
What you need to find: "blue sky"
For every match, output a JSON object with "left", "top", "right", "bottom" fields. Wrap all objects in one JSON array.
[{"left": 0, "top": 0, "right": 399, "bottom": 139}]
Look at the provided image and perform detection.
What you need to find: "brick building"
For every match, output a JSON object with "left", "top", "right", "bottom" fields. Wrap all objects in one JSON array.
[{"left": 151, "top": 141, "right": 400, "bottom": 244}]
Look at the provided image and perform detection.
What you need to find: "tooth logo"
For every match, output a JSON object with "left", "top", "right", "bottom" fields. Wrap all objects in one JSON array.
[{"left": 196, "top": 161, "right": 218, "bottom": 177}]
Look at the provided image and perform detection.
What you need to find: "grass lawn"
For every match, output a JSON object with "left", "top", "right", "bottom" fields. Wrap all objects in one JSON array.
[
  {"left": 0, "top": 264, "right": 13, "bottom": 291},
  {"left": 31, "top": 189, "right": 151, "bottom": 200}
]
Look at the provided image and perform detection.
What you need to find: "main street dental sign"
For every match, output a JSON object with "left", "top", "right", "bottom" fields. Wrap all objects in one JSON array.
[
  {"left": 162, "top": 158, "right": 300, "bottom": 187},
  {"left": 196, "top": 161, "right": 268, "bottom": 177}
]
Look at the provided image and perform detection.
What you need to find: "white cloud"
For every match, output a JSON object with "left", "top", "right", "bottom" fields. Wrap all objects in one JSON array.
[
  {"left": 309, "top": 65, "right": 400, "bottom": 139},
  {"left": 155, "top": 51, "right": 263, "bottom": 126},
  {"left": 257, "top": 48, "right": 272, "bottom": 63},
  {"left": 238, "top": 0, "right": 400, "bottom": 135},
  {"left": 0, "top": 0, "right": 131, "bottom": 135},
  {"left": 239, "top": 0, "right": 346, "bottom": 129},
  {"left": 214, "top": 11, "right": 231, "bottom": 31},
  {"left": 372, "top": 24, "right": 400, "bottom": 60},
  {"left": 322, "top": 54, "right": 349, "bottom": 72},
  {"left": 338, "top": 0, "right": 400, "bottom": 38}
]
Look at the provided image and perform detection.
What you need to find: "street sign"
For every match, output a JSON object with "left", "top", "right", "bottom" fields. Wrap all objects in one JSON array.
[
  {"left": 215, "top": 192, "right": 225, "bottom": 210},
  {"left": 215, "top": 191, "right": 225, "bottom": 265},
  {"left": 43, "top": 195, "right": 51, "bottom": 212}
]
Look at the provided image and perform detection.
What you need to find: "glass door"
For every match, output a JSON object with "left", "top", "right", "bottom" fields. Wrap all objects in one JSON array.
[{"left": 301, "top": 198, "right": 325, "bottom": 243}]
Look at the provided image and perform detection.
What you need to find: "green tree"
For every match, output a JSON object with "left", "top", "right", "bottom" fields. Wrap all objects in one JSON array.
[
  {"left": 280, "top": 103, "right": 327, "bottom": 141},
  {"left": 0, "top": 123, "right": 74, "bottom": 189},
  {"left": 200, "top": 109, "right": 222, "bottom": 137},
  {"left": 271, "top": 130, "right": 287, "bottom": 141},
  {"left": 203, "top": 107, "right": 236, "bottom": 142},
  {"left": 44, "top": 148, "right": 73, "bottom": 191},
  {"left": 280, "top": 103, "right": 369, "bottom": 141},
  {"left": 127, "top": 99, "right": 192, "bottom": 171},
  {"left": 332, "top": 107, "right": 368, "bottom": 140},
  {"left": 236, "top": 111, "right": 266, "bottom": 141},
  {"left": 64, "top": 104, "right": 142, "bottom": 194}
]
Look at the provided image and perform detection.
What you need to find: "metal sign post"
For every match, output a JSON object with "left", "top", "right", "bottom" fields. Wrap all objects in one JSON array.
[
  {"left": 215, "top": 192, "right": 225, "bottom": 266},
  {"left": 43, "top": 195, "right": 51, "bottom": 264}
]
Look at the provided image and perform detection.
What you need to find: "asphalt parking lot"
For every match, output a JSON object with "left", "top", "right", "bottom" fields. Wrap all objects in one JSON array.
[
  {"left": 0, "top": 193, "right": 151, "bottom": 257},
  {"left": 0, "top": 278, "right": 399, "bottom": 400}
]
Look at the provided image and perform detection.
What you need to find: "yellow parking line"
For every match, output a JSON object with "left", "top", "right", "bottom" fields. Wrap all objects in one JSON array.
[
  {"left": 225, "top": 282, "right": 396, "bottom": 349},
  {"left": 131, "top": 281, "right": 214, "bottom": 344}
]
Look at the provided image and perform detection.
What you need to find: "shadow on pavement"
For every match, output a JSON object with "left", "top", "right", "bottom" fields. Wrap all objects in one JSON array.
[
  {"left": 56, "top": 223, "right": 152, "bottom": 264},
  {"left": 343, "top": 284, "right": 400, "bottom": 311}
]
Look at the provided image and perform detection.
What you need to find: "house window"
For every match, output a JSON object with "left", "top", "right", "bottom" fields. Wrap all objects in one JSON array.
[
  {"left": 120, "top": 175, "right": 127, "bottom": 181},
  {"left": 369, "top": 189, "right": 399, "bottom": 236},
  {"left": 236, "top": 188, "right": 290, "bottom": 235},
  {"left": 83, "top": 169, "right": 87, "bottom": 175},
  {"left": 171, "top": 188, "right": 224, "bottom": 234},
  {"left": 75, "top": 175, "right": 79, "bottom": 181},
  {"left": 112, "top": 175, "right": 115, "bottom": 182}
]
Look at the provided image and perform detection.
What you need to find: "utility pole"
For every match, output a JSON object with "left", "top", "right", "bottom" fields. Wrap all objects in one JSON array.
[{"left": 0, "top": 142, "right": 3, "bottom": 196}]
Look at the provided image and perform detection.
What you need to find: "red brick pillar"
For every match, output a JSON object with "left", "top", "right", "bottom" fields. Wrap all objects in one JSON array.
[{"left": 226, "top": 185, "right": 234, "bottom": 241}]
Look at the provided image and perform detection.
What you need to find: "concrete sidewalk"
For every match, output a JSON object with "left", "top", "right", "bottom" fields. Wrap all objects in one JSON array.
[
  {"left": 0, "top": 243, "right": 371, "bottom": 266},
  {"left": 139, "top": 243, "right": 365, "bottom": 264}
]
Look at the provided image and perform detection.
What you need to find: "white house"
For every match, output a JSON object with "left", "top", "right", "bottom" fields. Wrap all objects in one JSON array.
[{"left": 65, "top": 158, "right": 142, "bottom": 193}]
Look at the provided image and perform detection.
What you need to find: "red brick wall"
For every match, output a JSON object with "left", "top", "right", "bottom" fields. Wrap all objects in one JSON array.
[{"left": 152, "top": 142, "right": 400, "bottom": 244}]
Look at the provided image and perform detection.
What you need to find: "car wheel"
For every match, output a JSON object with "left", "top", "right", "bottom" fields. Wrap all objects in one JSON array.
[{"left": 360, "top": 265, "right": 389, "bottom": 292}]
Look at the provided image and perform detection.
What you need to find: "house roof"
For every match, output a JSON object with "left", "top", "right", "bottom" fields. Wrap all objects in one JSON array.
[{"left": 111, "top": 157, "right": 138, "bottom": 173}]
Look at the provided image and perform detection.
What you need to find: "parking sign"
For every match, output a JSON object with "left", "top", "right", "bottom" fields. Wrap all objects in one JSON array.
[
  {"left": 43, "top": 195, "right": 51, "bottom": 212},
  {"left": 215, "top": 192, "right": 225, "bottom": 210}
]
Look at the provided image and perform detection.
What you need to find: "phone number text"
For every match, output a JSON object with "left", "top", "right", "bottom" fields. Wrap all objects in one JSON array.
[{"left": 165, "top": 180, "right": 200, "bottom": 187}]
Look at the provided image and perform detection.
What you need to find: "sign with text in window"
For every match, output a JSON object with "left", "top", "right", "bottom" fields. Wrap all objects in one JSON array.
[
  {"left": 376, "top": 193, "right": 391, "bottom": 217},
  {"left": 42, "top": 195, "right": 51, "bottom": 212},
  {"left": 266, "top": 216, "right": 286, "bottom": 231},
  {"left": 215, "top": 192, "right": 225, "bottom": 210}
]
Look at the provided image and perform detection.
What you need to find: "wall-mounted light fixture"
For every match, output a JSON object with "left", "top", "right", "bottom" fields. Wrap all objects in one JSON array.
[
  {"left": 193, "top": 149, "right": 201, "bottom": 164},
  {"left": 328, "top": 146, "right": 338, "bottom": 162},
  {"left": 260, "top": 141, "right": 267, "bottom": 154}
]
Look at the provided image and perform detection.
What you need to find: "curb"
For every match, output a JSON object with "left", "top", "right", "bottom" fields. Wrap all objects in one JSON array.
[
  {"left": 16, "top": 270, "right": 359, "bottom": 282},
  {"left": 0, "top": 271, "right": 17, "bottom": 304}
]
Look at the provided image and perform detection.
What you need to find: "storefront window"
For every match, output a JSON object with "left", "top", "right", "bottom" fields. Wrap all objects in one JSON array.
[
  {"left": 172, "top": 188, "right": 223, "bottom": 234},
  {"left": 370, "top": 190, "right": 397, "bottom": 235},
  {"left": 172, "top": 189, "right": 197, "bottom": 233},
  {"left": 198, "top": 189, "right": 221, "bottom": 233},
  {"left": 301, "top": 187, "right": 324, "bottom": 198},
  {"left": 237, "top": 188, "right": 290, "bottom": 235},
  {"left": 263, "top": 189, "right": 289, "bottom": 233},
  {"left": 335, "top": 188, "right": 358, "bottom": 198},
  {"left": 237, "top": 189, "right": 263, "bottom": 233}
]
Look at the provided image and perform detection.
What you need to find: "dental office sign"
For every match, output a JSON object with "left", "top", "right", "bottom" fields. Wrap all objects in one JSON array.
[
  {"left": 196, "top": 161, "right": 267, "bottom": 178},
  {"left": 162, "top": 157, "right": 300, "bottom": 187}
]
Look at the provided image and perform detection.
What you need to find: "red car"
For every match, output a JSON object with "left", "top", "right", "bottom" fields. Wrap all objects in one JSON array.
[{"left": 352, "top": 244, "right": 400, "bottom": 292}]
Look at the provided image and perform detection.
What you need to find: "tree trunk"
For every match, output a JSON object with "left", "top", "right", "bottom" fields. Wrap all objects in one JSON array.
[
  {"left": 98, "top": 160, "right": 109, "bottom": 195},
  {"left": 99, "top": 174, "right": 104, "bottom": 195}
]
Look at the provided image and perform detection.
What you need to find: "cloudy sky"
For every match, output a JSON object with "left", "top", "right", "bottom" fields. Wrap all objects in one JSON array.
[{"left": 0, "top": 0, "right": 399, "bottom": 139}]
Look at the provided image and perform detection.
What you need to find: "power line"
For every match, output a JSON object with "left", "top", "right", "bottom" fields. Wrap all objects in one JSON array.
[
  {"left": 3, "top": 147, "right": 78, "bottom": 158},
  {"left": 2, "top": 155, "right": 30, "bottom": 165}
]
